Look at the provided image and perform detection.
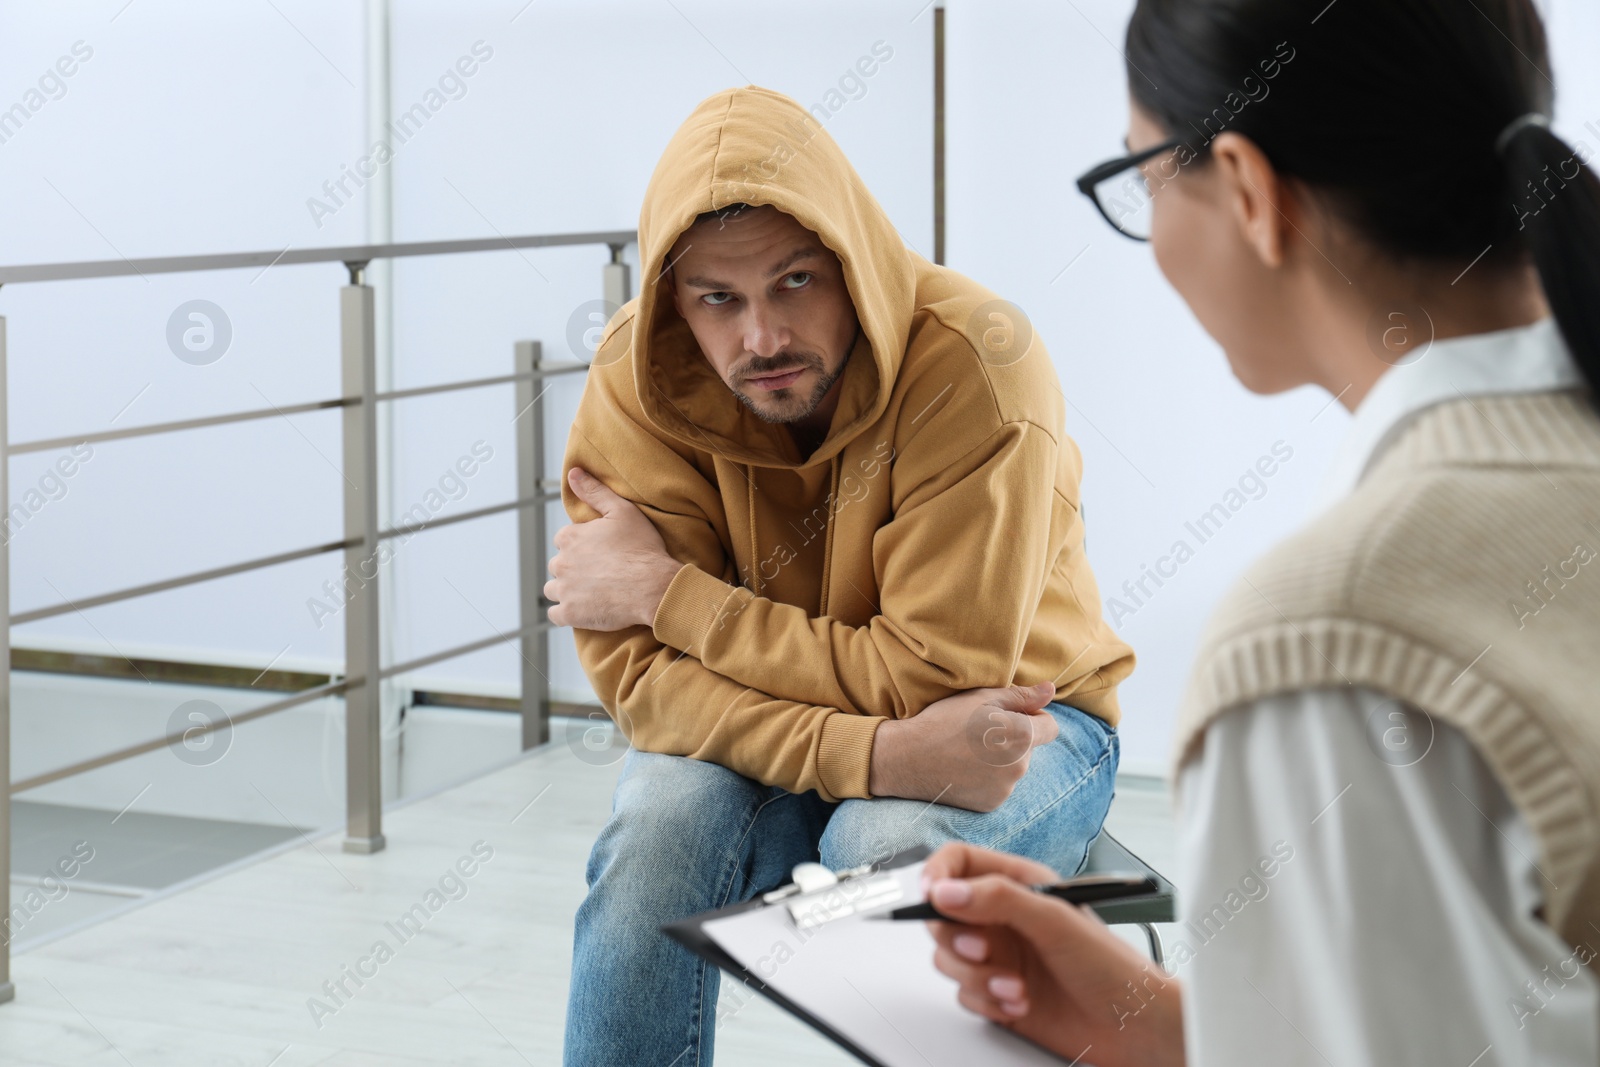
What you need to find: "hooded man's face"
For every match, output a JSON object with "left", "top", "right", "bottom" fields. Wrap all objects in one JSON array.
[{"left": 668, "top": 205, "right": 859, "bottom": 428}]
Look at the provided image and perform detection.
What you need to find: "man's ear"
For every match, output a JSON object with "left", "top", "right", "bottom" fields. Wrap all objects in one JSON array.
[{"left": 1209, "top": 132, "right": 1289, "bottom": 270}]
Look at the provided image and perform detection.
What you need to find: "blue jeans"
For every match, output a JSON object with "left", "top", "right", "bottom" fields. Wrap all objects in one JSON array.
[{"left": 561, "top": 702, "right": 1118, "bottom": 1066}]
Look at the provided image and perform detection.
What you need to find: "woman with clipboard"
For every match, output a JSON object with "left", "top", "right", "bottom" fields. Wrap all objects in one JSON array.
[{"left": 922, "top": 0, "right": 1600, "bottom": 1063}]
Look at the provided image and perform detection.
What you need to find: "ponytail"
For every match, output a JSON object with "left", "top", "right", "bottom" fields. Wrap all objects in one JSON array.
[{"left": 1503, "top": 123, "right": 1600, "bottom": 409}]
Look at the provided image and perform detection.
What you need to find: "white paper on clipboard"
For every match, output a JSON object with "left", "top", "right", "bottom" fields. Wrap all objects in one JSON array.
[{"left": 701, "top": 861, "right": 1068, "bottom": 1066}]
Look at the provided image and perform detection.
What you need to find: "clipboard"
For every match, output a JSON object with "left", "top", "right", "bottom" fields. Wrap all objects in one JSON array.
[
  {"left": 661, "top": 846, "right": 1069, "bottom": 1067},
  {"left": 662, "top": 846, "right": 929, "bottom": 1067}
]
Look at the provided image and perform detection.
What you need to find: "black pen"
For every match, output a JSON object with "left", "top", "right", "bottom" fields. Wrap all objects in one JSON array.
[{"left": 870, "top": 872, "right": 1159, "bottom": 921}]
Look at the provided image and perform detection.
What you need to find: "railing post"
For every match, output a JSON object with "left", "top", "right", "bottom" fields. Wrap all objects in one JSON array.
[
  {"left": 0, "top": 310, "right": 15, "bottom": 1004},
  {"left": 515, "top": 340, "right": 550, "bottom": 750},
  {"left": 341, "top": 263, "right": 385, "bottom": 854},
  {"left": 604, "top": 243, "right": 630, "bottom": 310}
]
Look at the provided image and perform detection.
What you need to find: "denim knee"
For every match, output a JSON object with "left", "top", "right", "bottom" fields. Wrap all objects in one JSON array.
[
  {"left": 586, "top": 750, "right": 767, "bottom": 899},
  {"left": 818, "top": 796, "right": 967, "bottom": 871}
]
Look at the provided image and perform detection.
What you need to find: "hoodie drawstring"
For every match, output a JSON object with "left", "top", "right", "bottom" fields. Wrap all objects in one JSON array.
[
  {"left": 747, "top": 465, "right": 758, "bottom": 594},
  {"left": 818, "top": 455, "right": 839, "bottom": 616}
]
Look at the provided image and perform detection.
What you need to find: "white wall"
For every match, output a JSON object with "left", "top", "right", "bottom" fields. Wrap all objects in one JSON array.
[
  {"left": 0, "top": 0, "right": 366, "bottom": 683},
  {"left": 944, "top": 0, "right": 1600, "bottom": 773}
]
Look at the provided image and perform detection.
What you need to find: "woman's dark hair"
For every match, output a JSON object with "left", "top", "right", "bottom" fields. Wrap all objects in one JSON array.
[{"left": 1126, "top": 0, "right": 1600, "bottom": 403}]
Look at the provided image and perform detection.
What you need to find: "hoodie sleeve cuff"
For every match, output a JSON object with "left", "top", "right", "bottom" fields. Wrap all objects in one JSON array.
[
  {"left": 651, "top": 563, "right": 746, "bottom": 653},
  {"left": 817, "top": 713, "right": 885, "bottom": 801}
]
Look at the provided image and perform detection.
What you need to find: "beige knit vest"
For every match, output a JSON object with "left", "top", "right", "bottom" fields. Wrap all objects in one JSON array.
[{"left": 1172, "top": 390, "right": 1600, "bottom": 953}]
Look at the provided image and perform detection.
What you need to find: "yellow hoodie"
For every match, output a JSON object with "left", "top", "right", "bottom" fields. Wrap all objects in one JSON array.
[{"left": 561, "top": 86, "right": 1133, "bottom": 802}]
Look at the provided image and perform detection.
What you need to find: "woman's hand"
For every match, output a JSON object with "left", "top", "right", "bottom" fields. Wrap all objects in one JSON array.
[{"left": 921, "top": 842, "right": 1186, "bottom": 1067}]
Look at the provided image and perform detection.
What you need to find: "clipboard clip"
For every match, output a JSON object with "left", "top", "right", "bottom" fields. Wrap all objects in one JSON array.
[{"left": 761, "top": 861, "right": 906, "bottom": 931}]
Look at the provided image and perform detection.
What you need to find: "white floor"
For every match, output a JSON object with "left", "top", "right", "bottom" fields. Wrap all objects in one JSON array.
[{"left": 0, "top": 735, "right": 1176, "bottom": 1066}]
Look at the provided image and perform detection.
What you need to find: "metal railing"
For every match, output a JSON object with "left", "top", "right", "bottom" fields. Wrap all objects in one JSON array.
[{"left": 0, "top": 229, "right": 635, "bottom": 1004}]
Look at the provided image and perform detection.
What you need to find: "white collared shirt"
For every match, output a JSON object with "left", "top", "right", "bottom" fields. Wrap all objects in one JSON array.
[
  {"left": 1319, "top": 315, "right": 1583, "bottom": 505},
  {"left": 1175, "top": 320, "right": 1600, "bottom": 1066}
]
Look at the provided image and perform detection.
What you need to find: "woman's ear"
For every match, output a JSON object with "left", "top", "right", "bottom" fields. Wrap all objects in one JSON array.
[{"left": 1209, "top": 132, "right": 1289, "bottom": 269}]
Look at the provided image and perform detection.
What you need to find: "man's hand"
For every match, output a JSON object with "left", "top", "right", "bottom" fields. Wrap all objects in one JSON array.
[
  {"left": 921, "top": 842, "right": 1186, "bottom": 1067},
  {"left": 867, "top": 682, "right": 1060, "bottom": 812},
  {"left": 545, "top": 467, "right": 684, "bottom": 631}
]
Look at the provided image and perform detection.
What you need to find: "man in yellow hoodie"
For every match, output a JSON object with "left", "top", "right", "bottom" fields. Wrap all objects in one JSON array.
[{"left": 548, "top": 86, "right": 1134, "bottom": 1064}]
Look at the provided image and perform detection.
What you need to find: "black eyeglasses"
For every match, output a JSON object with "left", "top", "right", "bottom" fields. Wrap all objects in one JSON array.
[{"left": 1075, "top": 137, "right": 1199, "bottom": 242}]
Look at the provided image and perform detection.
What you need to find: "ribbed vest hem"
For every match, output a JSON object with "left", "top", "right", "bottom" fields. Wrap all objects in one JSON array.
[{"left": 1177, "top": 617, "right": 1599, "bottom": 945}]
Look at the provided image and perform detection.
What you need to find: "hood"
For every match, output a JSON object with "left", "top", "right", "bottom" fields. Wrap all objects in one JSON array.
[{"left": 631, "top": 85, "right": 918, "bottom": 468}]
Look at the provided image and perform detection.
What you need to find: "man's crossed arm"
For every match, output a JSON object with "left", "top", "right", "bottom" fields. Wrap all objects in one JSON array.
[{"left": 546, "top": 464, "right": 1061, "bottom": 812}]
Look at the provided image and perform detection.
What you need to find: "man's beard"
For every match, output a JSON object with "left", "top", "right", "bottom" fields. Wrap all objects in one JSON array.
[{"left": 729, "top": 350, "right": 846, "bottom": 425}]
